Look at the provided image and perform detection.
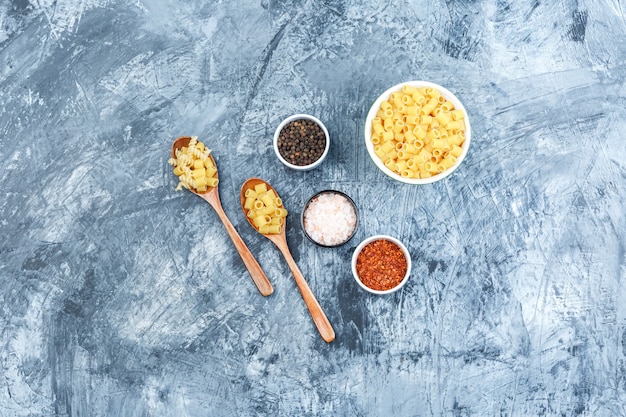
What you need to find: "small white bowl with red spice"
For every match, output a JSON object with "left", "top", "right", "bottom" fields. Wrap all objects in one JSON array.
[
  {"left": 351, "top": 235, "right": 411, "bottom": 294},
  {"left": 273, "top": 114, "right": 330, "bottom": 171}
]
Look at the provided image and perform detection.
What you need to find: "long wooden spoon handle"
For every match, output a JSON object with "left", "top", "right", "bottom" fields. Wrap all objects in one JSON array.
[
  {"left": 278, "top": 244, "right": 335, "bottom": 343},
  {"left": 213, "top": 205, "right": 274, "bottom": 296}
]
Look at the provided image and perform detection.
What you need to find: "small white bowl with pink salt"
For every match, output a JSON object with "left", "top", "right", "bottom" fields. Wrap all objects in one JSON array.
[{"left": 301, "top": 190, "right": 358, "bottom": 247}]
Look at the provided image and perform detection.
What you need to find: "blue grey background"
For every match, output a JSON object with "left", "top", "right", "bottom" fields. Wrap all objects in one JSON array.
[{"left": 1, "top": 0, "right": 625, "bottom": 416}]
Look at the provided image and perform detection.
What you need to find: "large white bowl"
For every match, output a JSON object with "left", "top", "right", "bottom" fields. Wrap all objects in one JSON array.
[
  {"left": 351, "top": 235, "right": 412, "bottom": 295},
  {"left": 273, "top": 114, "right": 330, "bottom": 171},
  {"left": 364, "top": 80, "right": 471, "bottom": 184}
]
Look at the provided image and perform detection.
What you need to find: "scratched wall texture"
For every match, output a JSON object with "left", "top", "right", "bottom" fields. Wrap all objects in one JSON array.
[{"left": 1, "top": 0, "right": 625, "bottom": 416}]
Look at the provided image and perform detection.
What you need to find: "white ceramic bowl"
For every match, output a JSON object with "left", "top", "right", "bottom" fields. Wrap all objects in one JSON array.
[
  {"left": 273, "top": 114, "right": 330, "bottom": 171},
  {"left": 351, "top": 235, "right": 412, "bottom": 295},
  {"left": 364, "top": 80, "right": 471, "bottom": 184}
]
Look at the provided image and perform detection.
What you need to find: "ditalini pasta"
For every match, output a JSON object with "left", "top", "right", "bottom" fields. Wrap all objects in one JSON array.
[
  {"left": 242, "top": 184, "right": 288, "bottom": 235},
  {"left": 168, "top": 136, "right": 219, "bottom": 192},
  {"left": 371, "top": 85, "right": 466, "bottom": 178}
]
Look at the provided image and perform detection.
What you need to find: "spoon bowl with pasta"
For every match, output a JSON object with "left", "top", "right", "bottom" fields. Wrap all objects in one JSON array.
[
  {"left": 170, "top": 136, "right": 273, "bottom": 296},
  {"left": 240, "top": 177, "right": 335, "bottom": 343}
]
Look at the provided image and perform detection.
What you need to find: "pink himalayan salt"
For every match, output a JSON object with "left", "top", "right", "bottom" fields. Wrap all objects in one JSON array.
[{"left": 303, "top": 192, "right": 357, "bottom": 246}]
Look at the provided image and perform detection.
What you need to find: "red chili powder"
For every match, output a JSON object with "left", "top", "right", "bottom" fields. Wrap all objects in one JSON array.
[{"left": 356, "top": 239, "right": 407, "bottom": 291}]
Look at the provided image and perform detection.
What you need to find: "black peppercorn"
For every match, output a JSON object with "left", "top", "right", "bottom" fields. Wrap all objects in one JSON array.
[{"left": 277, "top": 118, "right": 327, "bottom": 167}]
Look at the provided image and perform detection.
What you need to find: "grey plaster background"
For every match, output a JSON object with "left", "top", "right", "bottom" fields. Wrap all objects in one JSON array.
[{"left": 1, "top": 0, "right": 626, "bottom": 416}]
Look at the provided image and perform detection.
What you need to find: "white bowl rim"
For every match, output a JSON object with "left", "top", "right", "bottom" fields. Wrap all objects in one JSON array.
[
  {"left": 351, "top": 234, "right": 412, "bottom": 295},
  {"left": 364, "top": 80, "right": 471, "bottom": 184},
  {"left": 273, "top": 113, "right": 330, "bottom": 171}
]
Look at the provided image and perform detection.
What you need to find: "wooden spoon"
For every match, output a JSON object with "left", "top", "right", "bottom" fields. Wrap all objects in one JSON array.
[
  {"left": 240, "top": 178, "right": 335, "bottom": 343},
  {"left": 171, "top": 137, "right": 273, "bottom": 296}
]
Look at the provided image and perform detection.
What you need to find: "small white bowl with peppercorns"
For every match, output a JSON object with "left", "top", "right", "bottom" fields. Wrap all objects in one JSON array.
[
  {"left": 351, "top": 235, "right": 412, "bottom": 294},
  {"left": 273, "top": 114, "right": 330, "bottom": 171}
]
